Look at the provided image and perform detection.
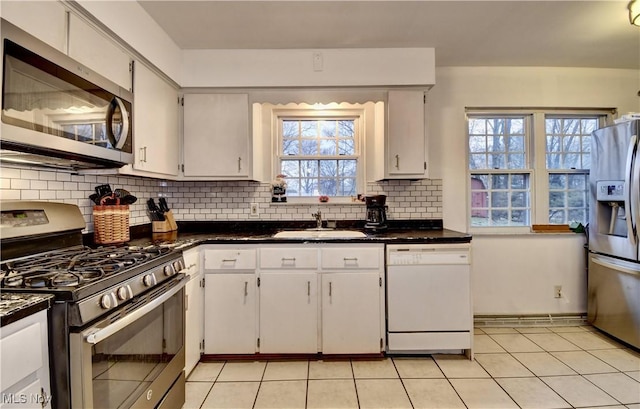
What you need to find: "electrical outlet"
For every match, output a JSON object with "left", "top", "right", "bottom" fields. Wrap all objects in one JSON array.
[
  {"left": 250, "top": 203, "right": 259, "bottom": 217},
  {"left": 554, "top": 285, "right": 562, "bottom": 298}
]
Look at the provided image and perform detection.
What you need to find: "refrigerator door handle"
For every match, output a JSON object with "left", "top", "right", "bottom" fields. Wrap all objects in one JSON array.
[
  {"left": 624, "top": 134, "right": 638, "bottom": 245},
  {"left": 631, "top": 135, "right": 640, "bottom": 246},
  {"left": 591, "top": 255, "right": 640, "bottom": 277}
]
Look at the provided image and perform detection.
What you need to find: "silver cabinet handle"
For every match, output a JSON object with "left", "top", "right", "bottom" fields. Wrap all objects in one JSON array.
[
  {"left": 139, "top": 146, "right": 147, "bottom": 163},
  {"left": 329, "top": 281, "right": 332, "bottom": 297},
  {"left": 307, "top": 281, "right": 310, "bottom": 296},
  {"left": 244, "top": 281, "right": 248, "bottom": 296},
  {"left": 395, "top": 154, "right": 400, "bottom": 169},
  {"left": 238, "top": 157, "right": 242, "bottom": 172},
  {"left": 222, "top": 258, "right": 237, "bottom": 262},
  {"left": 343, "top": 257, "right": 358, "bottom": 261}
]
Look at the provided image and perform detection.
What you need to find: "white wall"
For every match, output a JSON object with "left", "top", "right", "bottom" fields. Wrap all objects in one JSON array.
[
  {"left": 428, "top": 66, "right": 640, "bottom": 315},
  {"left": 182, "top": 48, "right": 435, "bottom": 88}
]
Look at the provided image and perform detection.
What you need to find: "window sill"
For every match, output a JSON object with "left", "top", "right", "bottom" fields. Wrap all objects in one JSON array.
[{"left": 271, "top": 197, "right": 365, "bottom": 206}]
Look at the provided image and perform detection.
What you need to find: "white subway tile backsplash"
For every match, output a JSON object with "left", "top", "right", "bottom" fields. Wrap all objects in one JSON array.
[{"left": 1, "top": 167, "right": 442, "bottom": 233}]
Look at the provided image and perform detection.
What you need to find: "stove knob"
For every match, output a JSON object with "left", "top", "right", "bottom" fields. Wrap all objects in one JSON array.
[
  {"left": 116, "top": 286, "right": 131, "bottom": 301},
  {"left": 143, "top": 274, "right": 156, "bottom": 287},
  {"left": 163, "top": 265, "right": 174, "bottom": 277},
  {"left": 173, "top": 260, "right": 184, "bottom": 272},
  {"left": 100, "top": 294, "right": 113, "bottom": 309}
]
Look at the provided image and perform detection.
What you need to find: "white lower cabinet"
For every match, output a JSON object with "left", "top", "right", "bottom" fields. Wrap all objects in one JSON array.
[
  {"left": 202, "top": 244, "right": 384, "bottom": 355},
  {"left": 0, "top": 310, "right": 51, "bottom": 409},
  {"left": 203, "top": 246, "right": 258, "bottom": 354},
  {"left": 204, "top": 273, "right": 257, "bottom": 354},
  {"left": 321, "top": 272, "right": 382, "bottom": 354},
  {"left": 259, "top": 273, "right": 318, "bottom": 353}
]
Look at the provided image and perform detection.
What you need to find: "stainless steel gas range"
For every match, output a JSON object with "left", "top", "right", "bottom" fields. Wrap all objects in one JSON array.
[{"left": 0, "top": 201, "right": 187, "bottom": 409}]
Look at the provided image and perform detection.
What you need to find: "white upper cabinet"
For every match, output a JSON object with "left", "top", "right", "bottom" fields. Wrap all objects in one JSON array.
[
  {"left": 378, "top": 90, "right": 427, "bottom": 179},
  {"left": 182, "top": 93, "right": 251, "bottom": 179},
  {"left": 124, "top": 62, "right": 179, "bottom": 177},
  {"left": 67, "top": 14, "right": 132, "bottom": 91},
  {"left": 1, "top": 1, "right": 67, "bottom": 53}
]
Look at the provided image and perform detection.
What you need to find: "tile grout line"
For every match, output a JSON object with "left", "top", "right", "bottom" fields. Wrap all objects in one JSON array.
[
  {"left": 390, "top": 357, "right": 416, "bottom": 409},
  {"left": 349, "top": 359, "right": 362, "bottom": 409}
]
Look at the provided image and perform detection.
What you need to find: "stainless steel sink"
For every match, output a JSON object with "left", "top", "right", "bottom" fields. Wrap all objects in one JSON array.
[{"left": 272, "top": 229, "right": 367, "bottom": 239}]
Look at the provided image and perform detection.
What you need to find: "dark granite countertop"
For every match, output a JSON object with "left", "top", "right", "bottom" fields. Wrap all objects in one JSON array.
[
  {"left": 0, "top": 293, "right": 54, "bottom": 327},
  {"left": 127, "top": 220, "right": 472, "bottom": 248}
]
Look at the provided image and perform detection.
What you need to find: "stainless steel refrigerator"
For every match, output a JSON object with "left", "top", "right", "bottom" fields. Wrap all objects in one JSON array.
[{"left": 588, "top": 119, "right": 640, "bottom": 348}]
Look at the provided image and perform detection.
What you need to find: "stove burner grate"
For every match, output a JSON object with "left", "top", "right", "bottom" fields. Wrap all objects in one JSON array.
[{"left": 1, "top": 245, "right": 174, "bottom": 290}]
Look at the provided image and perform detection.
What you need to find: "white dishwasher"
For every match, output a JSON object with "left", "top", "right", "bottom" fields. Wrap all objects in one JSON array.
[{"left": 386, "top": 243, "right": 473, "bottom": 357}]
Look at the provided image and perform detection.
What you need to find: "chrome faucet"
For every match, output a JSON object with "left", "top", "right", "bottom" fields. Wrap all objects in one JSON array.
[{"left": 312, "top": 210, "right": 322, "bottom": 229}]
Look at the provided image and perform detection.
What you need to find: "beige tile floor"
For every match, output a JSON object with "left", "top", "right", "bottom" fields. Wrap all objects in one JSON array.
[{"left": 183, "top": 326, "right": 640, "bottom": 409}]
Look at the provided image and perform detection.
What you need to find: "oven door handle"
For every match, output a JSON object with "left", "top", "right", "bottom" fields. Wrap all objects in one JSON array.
[{"left": 85, "top": 278, "right": 186, "bottom": 345}]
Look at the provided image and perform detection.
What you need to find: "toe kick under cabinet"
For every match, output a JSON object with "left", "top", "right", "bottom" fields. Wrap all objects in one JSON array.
[{"left": 202, "top": 244, "right": 385, "bottom": 356}]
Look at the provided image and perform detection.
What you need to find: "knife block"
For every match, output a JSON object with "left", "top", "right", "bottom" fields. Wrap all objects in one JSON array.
[{"left": 152, "top": 210, "right": 178, "bottom": 233}]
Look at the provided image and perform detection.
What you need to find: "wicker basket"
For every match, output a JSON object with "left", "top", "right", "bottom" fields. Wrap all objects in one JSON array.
[{"left": 93, "top": 205, "right": 130, "bottom": 244}]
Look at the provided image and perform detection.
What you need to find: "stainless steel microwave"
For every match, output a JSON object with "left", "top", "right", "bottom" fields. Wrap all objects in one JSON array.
[{"left": 1, "top": 19, "right": 133, "bottom": 170}]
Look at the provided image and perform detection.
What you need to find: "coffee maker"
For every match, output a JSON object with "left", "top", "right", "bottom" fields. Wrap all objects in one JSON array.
[{"left": 365, "top": 195, "right": 388, "bottom": 230}]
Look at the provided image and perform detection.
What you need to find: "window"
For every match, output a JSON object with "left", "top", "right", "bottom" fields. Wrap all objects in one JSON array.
[
  {"left": 469, "top": 116, "right": 531, "bottom": 227},
  {"left": 545, "top": 116, "right": 597, "bottom": 224},
  {"left": 467, "top": 109, "right": 610, "bottom": 231},
  {"left": 278, "top": 116, "right": 361, "bottom": 198}
]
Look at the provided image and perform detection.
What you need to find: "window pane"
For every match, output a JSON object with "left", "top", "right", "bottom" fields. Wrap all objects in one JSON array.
[
  {"left": 283, "top": 139, "right": 299, "bottom": 155},
  {"left": 492, "top": 174, "right": 509, "bottom": 189},
  {"left": 283, "top": 121, "right": 298, "bottom": 137},
  {"left": 468, "top": 115, "right": 526, "bottom": 170},
  {"left": 319, "top": 139, "right": 336, "bottom": 155},
  {"left": 548, "top": 172, "right": 588, "bottom": 224},
  {"left": 338, "top": 178, "right": 356, "bottom": 196},
  {"left": 471, "top": 172, "right": 530, "bottom": 227},
  {"left": 320, "top": 120, "right": 336, "bottom": 137},
  {"left": 507, "top": 153, "right": 525, "bottom": 169},
  {"left": 301, "top": 139, "right": 317, "bottom": 155},
  {"left": 545, "top": 116, "right": 594, "bottom": 170},
  {"left": 469, "top": 154, "right": 487, "bottom": 169},
  {"left": 511, "top": 192, "right": 527, "bottom": 207},
  {"left": 281, "top": 160, "right": 300, "bottom": 177},
  {"left": 508, "top": 136, "right": 524, "bottom": 152},
  {"left": 469, "top": 135, "right": 486, "bottom": 152},
  {"left": 338, "top": 121, "right": 354, "bottom": 137},
  {"left": 300, "top": 160, "right": 318, "bottom": 177},
  {"left": 318, "top": 178, "right": 337, "bottom": 195},
  {"left": 339, "top": 160, "right": 357, "bottom": 177},
  {"left": 301, "top": 121, "right": 317, "bottom": 136},
  {"left": 338, "top": 139, "right": 355, "bottom": 155},
  {"left": 549, "top": 174, "right": 566, "bottom": 189},
  {"left": 319, "top": 160, "right": 337, "bottom": 177}
]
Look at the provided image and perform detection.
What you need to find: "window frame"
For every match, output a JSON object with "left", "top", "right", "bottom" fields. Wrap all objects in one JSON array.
[
  {"left": 466, "top": 108, "right": 613, "bottom": 234},
  {"left": 274, "top": 107, "right": 366, "bottom": 204}
]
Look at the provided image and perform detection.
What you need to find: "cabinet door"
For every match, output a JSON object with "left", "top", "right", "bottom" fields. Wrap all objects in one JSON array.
[
  {"left": 183, "top": 249, "right": 202, "bottom": 376},
  {"left": 183, "top": 94, "right": 250, "bottom": 178},
  {"left": 204, "top": 273, "right": 256, "bottom": 354},
  {"left": 1, "top": 1, "right": 67, "bottom": 53},
  {"left": 387, "top": 90, "right": 426, "bottom": 178},
  {"left": 185, "top": 273, "right": 203, "bottom": 376},
  {"left": 130, "top": 63, "right": 179, "bottom": 176},
  {"left": 68, "top": 14, "right": 132, "bottom": 90},
  {"left": 259, "top": 273, "right": 318, "bottom": 353},
  {"left": 321, "top": 273, "right": 382, "bottom": 354}
]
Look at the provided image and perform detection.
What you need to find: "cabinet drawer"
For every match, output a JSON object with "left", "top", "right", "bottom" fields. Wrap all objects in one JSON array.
[
  {"left": 1, "top": 321, "right": 43, "bottom": 391},
  {"left": 260, "top": 248, "right": 318, "bottom": 269},
  {"left": 321, "top": 247, "right": 382, "bottom": 270},
  {"left": 204, "top": 249, "right": 256, "bottom": 271}
]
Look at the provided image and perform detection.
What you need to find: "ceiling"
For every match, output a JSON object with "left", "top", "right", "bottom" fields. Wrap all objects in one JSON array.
[{"left": 137, "top": 0, "right": 640, "bottom": 69}]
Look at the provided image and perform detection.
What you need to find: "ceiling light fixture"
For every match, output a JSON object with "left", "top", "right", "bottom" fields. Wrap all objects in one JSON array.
[{"left": 630, "top": 0, "right": 640, "bottom": 26}]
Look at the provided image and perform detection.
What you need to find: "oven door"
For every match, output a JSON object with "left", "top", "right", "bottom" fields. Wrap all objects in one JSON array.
[{"left": 70, "top": 277, "right": 185, "bottom": 409}]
